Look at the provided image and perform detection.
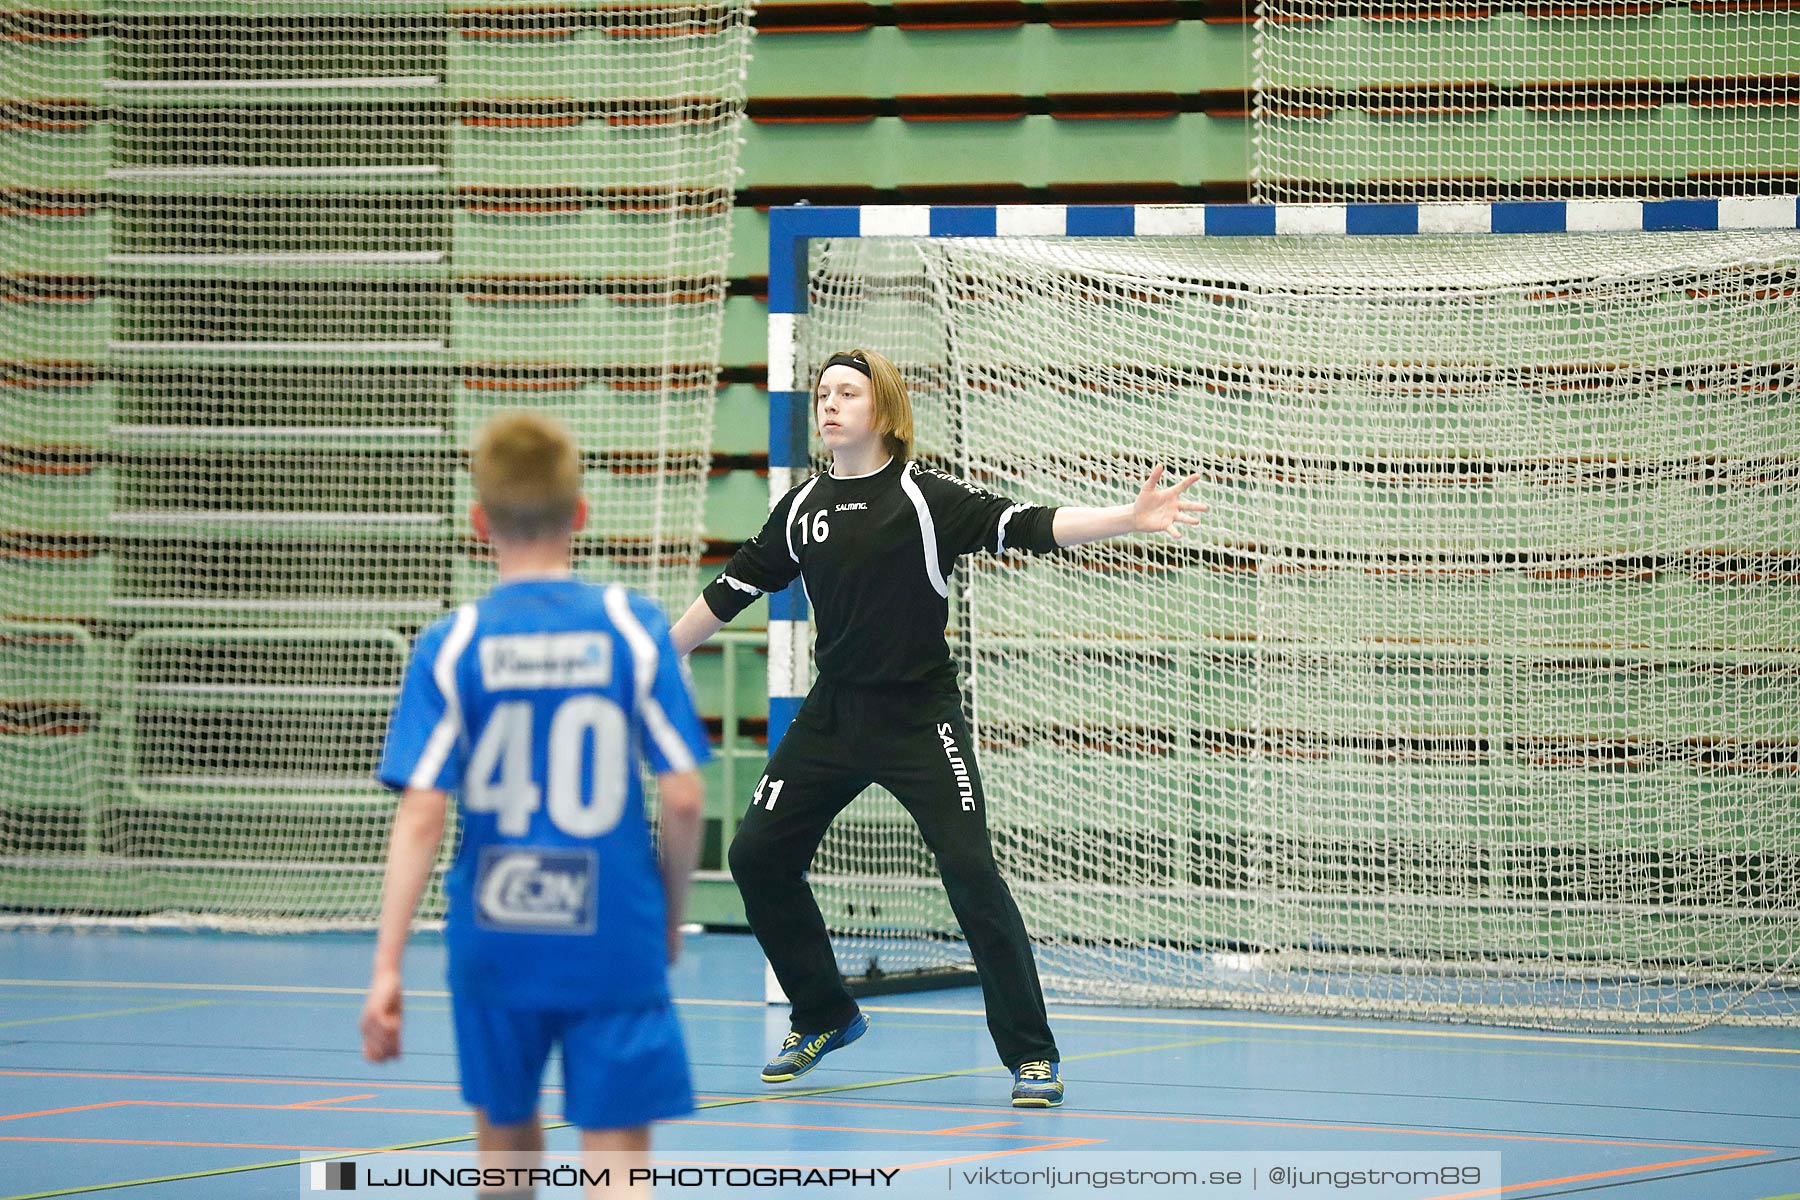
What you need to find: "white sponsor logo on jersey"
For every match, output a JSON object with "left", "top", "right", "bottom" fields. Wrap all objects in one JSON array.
[
  {"left": 480, "top": 633, "right": 612, "bottom": 690},
  {"left": 474, "top": 847, "right": 597, "bottom": 933},
  {"left": 834, "top": 502, "right": 868, "bottom": 512},
  {"left": 938, "top": 722, "right": 976, "bottom": 812},
  {"left": 921, "top": 467, "right": 990, "bottom": 498}
]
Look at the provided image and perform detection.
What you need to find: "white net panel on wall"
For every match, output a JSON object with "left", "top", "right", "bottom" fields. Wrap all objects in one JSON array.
[
  {"left": 0, "top": 2, "right": 753, "bottom": 925},
  {"left": 798, "top": 229, "right": 1800, "bottom": 1028},
  {"left": 1251, "top": 0, "right": 1800, "bottom": 203}
]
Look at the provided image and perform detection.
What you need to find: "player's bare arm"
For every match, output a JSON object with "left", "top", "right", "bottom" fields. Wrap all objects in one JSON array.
[
  {"left": 656, "top": 769, "right": 706, "bottom": 965},
  {"left": 1052, "top": 464, "right": 1206, "bottom": 548},
  {"left": 360, "top": 785, "right": 448, "bottom": 1063},
  {"left": 670, "top": 595, "right": 727, "bottom": 657}
]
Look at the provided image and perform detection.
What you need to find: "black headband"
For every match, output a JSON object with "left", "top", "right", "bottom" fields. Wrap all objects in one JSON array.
[{"left": 821, "top": 352, "right": 872, "bottom": 379}]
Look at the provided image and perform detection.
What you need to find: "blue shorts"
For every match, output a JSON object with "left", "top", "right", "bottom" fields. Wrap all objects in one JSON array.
[{"left": 450, "top": 996, "right": 694, "bottom": 1131}]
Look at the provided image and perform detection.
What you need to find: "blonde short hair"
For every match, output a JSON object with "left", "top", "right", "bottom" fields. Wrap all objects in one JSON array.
[
  {"left": 814, "top": 347, "right": 914, "bottom": 461},
  {"left": 470, "top": 411, "right": 582, "bottom": 541}
]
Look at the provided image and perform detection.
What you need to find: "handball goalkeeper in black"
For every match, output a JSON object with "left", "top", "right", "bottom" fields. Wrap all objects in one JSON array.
[{"left": 669, "top": 348, "right": 1204, "bottom": 1108}]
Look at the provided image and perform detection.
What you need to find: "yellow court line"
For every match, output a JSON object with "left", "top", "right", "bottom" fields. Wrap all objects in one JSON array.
[
  {"left": 0, "top": 1001, "right": 214, "bottom": 1030},
  {"left": 15, "top": 991, "right": 1789, "bottom": 1075},
  {"left": 0, "top": 1130, "right": 482, "bottom": 1200},
  {"left": 683, "top": 1035, "right": 1228, "bottom": 1112},
  {"left": 0, "top": 993, "right": 454, "bottom": 1015},
  {"left": 0, "top": 979, "right": 443, "bottom": 999},
  {"left": 5, "top": 977, "right": 1799, "bottom": 1056},
  {"left": 857, "top": 1003, "right": 1800, "bottom": 1058},
  {"left": 6, "top": 1032, "right": 1780, "bottom": 1200},
  {"left": 1228, "top": 1030, "right": 1800, "bottom": 1074},
  {"left": 0, "top": 1036, "right": 1209, "bottom": 1194},
  {"left": 0, "top": 978, "right": 759, "bottom": 1009},
  {"left": 709, "top": 1036, "right": 1231, "bottom": 1101}
]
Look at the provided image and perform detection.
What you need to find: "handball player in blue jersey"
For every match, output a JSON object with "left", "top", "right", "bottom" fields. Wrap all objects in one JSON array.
[{"left": 360, "top": 412, "right": 710, "bottom": 1197}]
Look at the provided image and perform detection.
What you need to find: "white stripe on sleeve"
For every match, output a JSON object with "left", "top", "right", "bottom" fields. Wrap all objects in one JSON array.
[
  {"left": 720, "top": 574, "right": 762, "bottom": 596},
  {"left": 783, "top": 476, "right": 822, "bottom": 564},
  {"left": 408, "top": 603, "right": 478, "bottom": 790},
  {"left": 994, "top": 503, "right": 1029, "bottom": 553},
  {"left": 604, "top": 585, "right": 698, "bottom": 773},
  {"left": 899, "top": 462, "right": 949, "bottom": 598}
]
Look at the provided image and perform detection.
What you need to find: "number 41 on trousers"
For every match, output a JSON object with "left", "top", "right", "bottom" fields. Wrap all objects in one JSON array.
[{"left": 751, "top": 775, "right": 785, "bottom": 811}]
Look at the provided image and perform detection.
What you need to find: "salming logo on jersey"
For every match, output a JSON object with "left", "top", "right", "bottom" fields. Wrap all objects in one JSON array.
[
  {"left": 920, "top": 466, "right": 984, "bottom": 496},
  {"left": 938, "top": 722, "right": 976, "bottom": 812}
]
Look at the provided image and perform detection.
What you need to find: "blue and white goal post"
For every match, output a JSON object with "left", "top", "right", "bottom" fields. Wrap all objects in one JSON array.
[{"left": 759, "top": 197, "right": 1800, "bottom": 1025}]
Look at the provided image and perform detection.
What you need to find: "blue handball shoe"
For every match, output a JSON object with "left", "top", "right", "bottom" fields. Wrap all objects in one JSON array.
[
  {"left": 760, "top": 1012, "right": 869, "bottom": 1083},
  {"left": 1010, "top": 1059, "right": 1064, "bottom": 1108}
]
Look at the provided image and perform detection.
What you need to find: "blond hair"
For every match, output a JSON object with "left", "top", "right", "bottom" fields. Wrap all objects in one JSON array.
[
  {"left": 470, "top": 411, "right": 583, "bottom": 541},
  {"left": 815, "top": 348, "right": 914, "bottom": 461}
]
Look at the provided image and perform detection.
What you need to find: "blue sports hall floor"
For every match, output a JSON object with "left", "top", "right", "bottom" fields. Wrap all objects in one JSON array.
[{"left": 3, "top": 928, "right": 1798, "bottom": 1199}]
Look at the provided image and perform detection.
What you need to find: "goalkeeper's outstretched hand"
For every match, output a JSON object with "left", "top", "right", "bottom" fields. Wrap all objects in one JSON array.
[{"left": 1132, "top": 464, "right": 1206, "bottom": 537}]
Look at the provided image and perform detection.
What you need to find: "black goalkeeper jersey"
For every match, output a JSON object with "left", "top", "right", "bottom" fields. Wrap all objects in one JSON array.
[{"left": 701, "top": 456, "right": 1061, "bottom": 689}]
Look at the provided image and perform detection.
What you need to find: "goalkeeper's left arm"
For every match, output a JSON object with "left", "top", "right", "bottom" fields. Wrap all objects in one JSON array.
[{"left": 1052, "top": 464, "right": 1205, "bottom": 548}]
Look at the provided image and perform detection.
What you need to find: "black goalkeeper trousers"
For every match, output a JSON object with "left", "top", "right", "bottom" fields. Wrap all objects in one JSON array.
[{"left": 727, "top": 680, "right": 1059, "bottom": 1070}]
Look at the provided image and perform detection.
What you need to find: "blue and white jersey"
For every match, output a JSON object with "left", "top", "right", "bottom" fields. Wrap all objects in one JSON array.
[{"left": 378, "top": 578, "right": 711, "bottom": 1010}]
